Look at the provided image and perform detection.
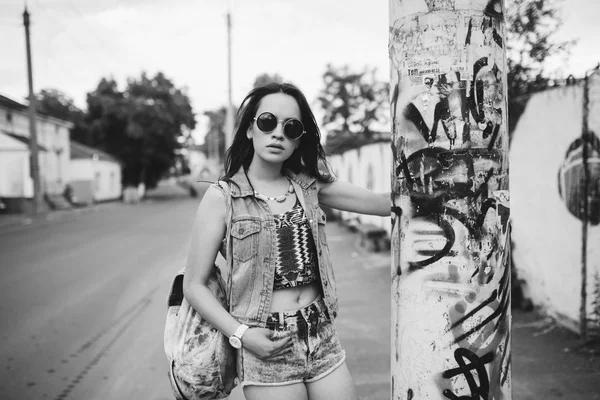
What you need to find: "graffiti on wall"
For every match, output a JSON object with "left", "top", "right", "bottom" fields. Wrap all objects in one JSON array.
[
  {"left": 389, "top": 0, "right": 510, "bottom": 398},
  {"left": 557, "top": 133, "right": 600, "bottom": 226}
]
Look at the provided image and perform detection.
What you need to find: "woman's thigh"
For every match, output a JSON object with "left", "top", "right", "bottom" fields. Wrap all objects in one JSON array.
[
  {"left": 243, "top": 383, "right": 308, "bottom": 400},
  {"left": 305, "top": 361, "right": 358, "bottom": 400}
]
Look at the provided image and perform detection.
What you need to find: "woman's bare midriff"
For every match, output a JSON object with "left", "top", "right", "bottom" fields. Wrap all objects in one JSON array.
[{"left": 270, "top": 281, "right": 321, "bottom": 312}]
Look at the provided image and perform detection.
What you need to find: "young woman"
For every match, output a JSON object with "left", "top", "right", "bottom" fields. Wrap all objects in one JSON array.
[{"left": 183, "top": 82, "right": 389, "bottom": 400}]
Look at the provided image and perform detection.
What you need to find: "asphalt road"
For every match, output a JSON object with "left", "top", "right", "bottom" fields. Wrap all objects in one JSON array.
[
  {"left": 0, "top": 195, "right": 199, "bottom": 400},
  {"left": 0, "top": 193, "right": 391, "bottom": 400}
]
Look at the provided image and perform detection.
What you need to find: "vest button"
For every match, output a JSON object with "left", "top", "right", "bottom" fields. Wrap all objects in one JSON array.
[{"left": 239, "top": 228, "right": 245, "bottom": 234}]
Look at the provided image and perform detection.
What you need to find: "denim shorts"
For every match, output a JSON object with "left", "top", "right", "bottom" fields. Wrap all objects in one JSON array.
[{"left": 238, "top": 296, "right": 346, "bottom": 387}]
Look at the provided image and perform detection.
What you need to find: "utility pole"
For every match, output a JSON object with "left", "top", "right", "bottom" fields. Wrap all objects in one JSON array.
[
  {"left": 580, "top": 71, "right": 590, "bottom": 342},
  {"left": 389, "top": 1, "right": 511, "bottom": 399},
  {"left": 23, "top": 6, "right": 43, "bottom": 214},
  {"left": 224, "top": 8, "right": 235, "bottom": 151}
]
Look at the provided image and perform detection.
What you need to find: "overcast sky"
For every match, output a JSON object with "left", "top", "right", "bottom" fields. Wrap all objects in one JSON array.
[{"left": 1, "top": 0, "right": 598, "bottom": 142}]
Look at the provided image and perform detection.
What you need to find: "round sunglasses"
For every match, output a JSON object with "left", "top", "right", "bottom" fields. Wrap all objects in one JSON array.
[{"left": 253, "top": 112, "right": 305, "bottom": 140}]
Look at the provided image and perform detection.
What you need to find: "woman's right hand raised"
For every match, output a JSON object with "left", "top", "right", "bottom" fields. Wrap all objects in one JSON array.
[{"left": 240, "top": 327, "right": 293, "bottom": 360}]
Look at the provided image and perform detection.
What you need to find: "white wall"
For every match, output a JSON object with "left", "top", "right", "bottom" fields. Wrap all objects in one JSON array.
[
  {"left": 510, "top": 76, "right": 600, "bottom": 331},
  {"left": 0, "top": 133, "right": 30, "bottom": 197},
  {"left": 327, "top": 141, "right": 392, "bottom": 233},
  {"left": 69, "top": 159, "right": 94, "bottom": 181},
  {"left": 69, "top": 158, "right": 122, "bottom": 202}
]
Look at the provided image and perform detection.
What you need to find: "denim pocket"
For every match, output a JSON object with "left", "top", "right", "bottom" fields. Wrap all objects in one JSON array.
[{"left": 231, "top": 218, "right": 261, "bottom": 262}]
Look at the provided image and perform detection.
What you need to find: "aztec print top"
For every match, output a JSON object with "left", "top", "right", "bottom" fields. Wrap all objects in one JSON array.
[{"left": 272, "top": 199, "right": 319, "bottom": 290}]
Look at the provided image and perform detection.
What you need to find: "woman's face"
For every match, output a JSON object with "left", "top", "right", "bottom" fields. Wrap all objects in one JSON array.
[{"left": 247, "top": 93, "right": 302, "bottom": 165}]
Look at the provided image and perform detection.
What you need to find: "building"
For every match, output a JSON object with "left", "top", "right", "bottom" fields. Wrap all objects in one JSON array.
[
  {"left": 325, "top": 133, "right": 392, "bottom": 235},
  {"left": 69, "top": 141, "right": 122, "bottom": 204},
  {"left": 510, "top": 71, "right": 600, "bottom": 335},
  {"left": 0, "top": 94, "right": 72, "bottom": 212}
]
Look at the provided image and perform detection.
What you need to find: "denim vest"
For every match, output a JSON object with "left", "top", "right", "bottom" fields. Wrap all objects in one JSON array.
[{"left": 216, "top": 168, "right": 338, "bottom": 327}]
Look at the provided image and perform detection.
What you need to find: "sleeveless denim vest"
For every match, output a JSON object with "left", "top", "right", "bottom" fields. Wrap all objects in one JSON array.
[{"left": 215, "top": 168, "right": 338, "bottom": 327}]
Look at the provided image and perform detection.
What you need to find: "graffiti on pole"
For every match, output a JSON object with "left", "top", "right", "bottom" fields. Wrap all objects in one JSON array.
[{"left": 389, "top": 0, "right": 510, "bottom": 399}]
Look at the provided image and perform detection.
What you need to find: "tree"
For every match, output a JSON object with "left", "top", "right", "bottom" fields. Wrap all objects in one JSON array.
[
  {"left": 36, "top": 89, "right": 79, "bottom": 121},
  {"left": 85, "top": 72, "right": 196, "bottom": 189},
  {"left": 35, "top": 89, "right": 92, "bottom": 145},
  {"left": 253, "top": 73, "right": 284, "bottom": 88},
  {"left": 316, "top": 64, "right": 389, "bottom": 147},
  {"left": 506, "top": 0, "right": 575, "bottom": 133}
]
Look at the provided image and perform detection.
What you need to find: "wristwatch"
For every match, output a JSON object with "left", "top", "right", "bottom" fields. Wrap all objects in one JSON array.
[{"left": 229, "top": 324, "right": 250, "bottom": 349}]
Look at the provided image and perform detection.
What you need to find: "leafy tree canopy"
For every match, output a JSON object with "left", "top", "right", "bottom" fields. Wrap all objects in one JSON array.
[
  {"left": 317, "top": 64, "right": 389, "bottom": 148},
  {"left": 85, "top": 72, "right": 196, "bottom": 188},
  {"left": 35, "top": 88, "right": 92, "bottom": 145},
  {"left": 506, "top": 0, "right": 575, "bottom": 132},
  {"left": 253, "top": 72, "right": 284, "bottom": 88},
  {"left": 36, "top": 89, "right": 82, "bottom": 121}
]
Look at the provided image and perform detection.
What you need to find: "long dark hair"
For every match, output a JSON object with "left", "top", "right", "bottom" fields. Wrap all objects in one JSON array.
[{"left": 223, "top": 82, "right": 334, "bottom": 183}]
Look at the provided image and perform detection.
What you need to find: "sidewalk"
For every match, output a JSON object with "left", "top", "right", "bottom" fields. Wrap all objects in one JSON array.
[{"left": 512, "top": 310, "right": 600, "bottom": 399}]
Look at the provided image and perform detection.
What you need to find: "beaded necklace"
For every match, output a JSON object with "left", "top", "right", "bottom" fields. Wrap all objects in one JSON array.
[{"left": 253, "top": 182, "right": 294, "bottom": 203}]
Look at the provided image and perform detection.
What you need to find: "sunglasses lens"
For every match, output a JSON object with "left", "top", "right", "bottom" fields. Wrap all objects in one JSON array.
[
  {"left": 284, "top": 119, "right": 304, "bottom": 140},
  {"left": 256, "top": 112, "right": 277, "bottom": 132}
]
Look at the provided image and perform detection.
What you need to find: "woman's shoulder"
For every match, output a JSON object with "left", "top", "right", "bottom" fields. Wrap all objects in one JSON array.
[{"left": 203, "top": 182, "right": 228, "bottom": 203}]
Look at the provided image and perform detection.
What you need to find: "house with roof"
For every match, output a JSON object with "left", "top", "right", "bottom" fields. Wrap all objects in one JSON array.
[
  {"left": 0, "top": 93, "right": 72, "bottom": 213},
  {"left": 69, "top": 141, "right": 122, "bottom": 204}
]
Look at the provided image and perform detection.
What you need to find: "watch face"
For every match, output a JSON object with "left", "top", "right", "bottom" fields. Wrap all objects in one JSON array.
[{"left": 229, "top": 336, "right": 242, "bottom": 349}]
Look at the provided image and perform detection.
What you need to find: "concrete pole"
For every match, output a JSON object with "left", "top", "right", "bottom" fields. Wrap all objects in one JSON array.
[
  {"left": 389, "top": 1, "right": 511, "bottom": 399},
  {"left": 224, "top": 11, "right": 235, "bottom": 152},
  {"left": 23, "top": 7, "right": 43, "bottom": 214}
]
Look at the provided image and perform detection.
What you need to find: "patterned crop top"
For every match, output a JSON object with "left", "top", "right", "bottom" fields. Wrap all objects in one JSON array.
[{"left": 272, "top": 199, "right": 319, "bottom": 290}]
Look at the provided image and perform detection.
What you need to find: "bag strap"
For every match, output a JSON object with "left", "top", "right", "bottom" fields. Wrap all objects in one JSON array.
[{"left": 215, "top": 180, "right": 234, "bottom": 309}]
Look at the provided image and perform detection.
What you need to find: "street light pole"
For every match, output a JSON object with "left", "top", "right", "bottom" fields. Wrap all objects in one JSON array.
[
  {"left": 389, "top": 0, "right": 511, "bottom": 398},
  {"left": 224, "top": 8, "right": 234, "bottom": 152},
  {"left": 23, "top": 7, "right": 43, "bottom": 215}
]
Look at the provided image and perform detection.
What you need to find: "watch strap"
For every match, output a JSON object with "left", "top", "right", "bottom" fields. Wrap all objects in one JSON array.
[{"left": 232, "top": 324, "right": 249, "bottom": 341}]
